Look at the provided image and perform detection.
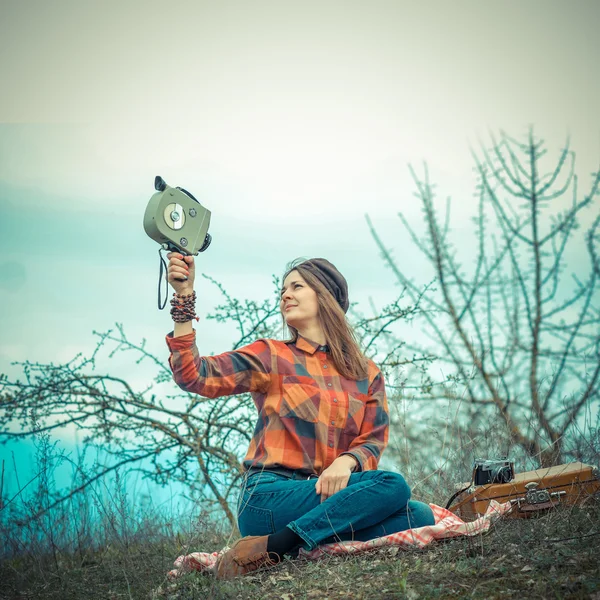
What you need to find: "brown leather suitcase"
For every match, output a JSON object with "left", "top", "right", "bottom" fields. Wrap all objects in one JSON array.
[{"left": 449, "top": 461, "right": 600, "bottom": 520}]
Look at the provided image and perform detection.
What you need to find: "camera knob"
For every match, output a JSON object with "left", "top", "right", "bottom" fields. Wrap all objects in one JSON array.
[
  {"left": 155, "top": 176, "right": 167, "bottom": 191},
  {"left": 524, "top": 482, "right": 539, "bottom": 491},
  {"left": 199, "top": 233, "right": 212, "bottom": 252}
]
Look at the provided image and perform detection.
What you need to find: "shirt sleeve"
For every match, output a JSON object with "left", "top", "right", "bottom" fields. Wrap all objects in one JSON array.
[
  {"left": 340, "top": 368, "right": 389, "bottom": 471},
  {"left": 165, "top": 330, "right": 272, "bottom": 398}
]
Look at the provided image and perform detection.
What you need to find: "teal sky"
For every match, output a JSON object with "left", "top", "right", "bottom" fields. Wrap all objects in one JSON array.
[{"left": 1, "top": 0, "right": 599, "bottom": 481}]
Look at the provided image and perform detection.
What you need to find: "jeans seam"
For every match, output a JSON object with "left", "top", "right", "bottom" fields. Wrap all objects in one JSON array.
[
  {"left": 289, "top": 473, "right": 391, "bottom": 550},
  {"left": 303, "top": 476, "right": 385, "bottom": 534},
  {"left": 287, "top": 521, "right": 317, "bottom": 549}
]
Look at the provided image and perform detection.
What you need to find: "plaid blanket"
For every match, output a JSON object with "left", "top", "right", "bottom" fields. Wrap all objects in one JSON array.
[{"left": 167, "top": 500, "right": 512, "bottom": 579}]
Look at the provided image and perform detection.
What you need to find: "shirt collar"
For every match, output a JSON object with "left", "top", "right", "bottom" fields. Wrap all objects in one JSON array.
[{"left": 293, "top": 333, "right": 329, "bottom": 355}]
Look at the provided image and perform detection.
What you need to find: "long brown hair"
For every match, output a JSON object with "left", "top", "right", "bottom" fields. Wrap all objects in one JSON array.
[{"left": 281, "top": 259, "right": 370, "bottom": 381}]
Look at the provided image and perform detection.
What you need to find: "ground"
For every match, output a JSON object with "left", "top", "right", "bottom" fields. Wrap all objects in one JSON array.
[{"left": 2, "top": 502, "right": 599, "bottom": 599}]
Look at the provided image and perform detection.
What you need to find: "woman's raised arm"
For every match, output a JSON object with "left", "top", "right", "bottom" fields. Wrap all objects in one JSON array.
[
  {"left": 167, "top": 251, "right": 196, "bottom": 337},
  {"left": 166, "top": 335, "right": 272, "bottom": 399}
]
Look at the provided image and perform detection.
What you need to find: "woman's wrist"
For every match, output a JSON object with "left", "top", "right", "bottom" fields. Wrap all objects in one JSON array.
[
  {"left": 336, "top": 454, "right": 359, "bottom": 472},
  {"left": 174, "top": 287, "right": 194, "bottom": 297}
]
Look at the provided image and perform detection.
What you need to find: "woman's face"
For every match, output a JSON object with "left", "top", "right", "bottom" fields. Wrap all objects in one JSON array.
[{"left": 280, "top": 270, "right": 319, "bottom": 327}]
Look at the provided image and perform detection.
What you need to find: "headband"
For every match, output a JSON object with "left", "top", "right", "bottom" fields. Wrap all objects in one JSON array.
[{"left": 294, "top": 258, "right": 349, "bottom": 313}]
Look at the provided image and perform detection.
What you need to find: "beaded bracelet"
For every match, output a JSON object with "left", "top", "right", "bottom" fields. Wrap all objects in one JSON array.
[
  {"left": 170, "top": 290, "right": 199, "bottom": 323},
  {"left": 170, "top": 291, "right": 197, "bottom": 322}
]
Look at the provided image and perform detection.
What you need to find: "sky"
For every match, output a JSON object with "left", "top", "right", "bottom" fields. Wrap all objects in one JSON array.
[{"left": 1, "top": 0, "right": 599, "bottom": 493}]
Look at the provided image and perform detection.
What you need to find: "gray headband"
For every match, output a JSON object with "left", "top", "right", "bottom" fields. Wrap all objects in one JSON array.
[{"left": 294, "top": 258, "right": 349, "bottom": 313}]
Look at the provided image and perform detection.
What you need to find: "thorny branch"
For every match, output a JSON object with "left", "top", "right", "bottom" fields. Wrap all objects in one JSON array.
[{"left": 0, "top": 273, "right": 423, "bottom": 527}]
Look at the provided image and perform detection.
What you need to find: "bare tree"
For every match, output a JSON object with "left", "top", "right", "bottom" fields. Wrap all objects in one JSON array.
[
  {"left": 0, "top": 274, "right": 421, "bottom": 528},
  {"left": 367, "top": 128, "right": 600, "bottom": 468},
  {"left": 0, "top": 275, "right": 286, "bottom": 532}
]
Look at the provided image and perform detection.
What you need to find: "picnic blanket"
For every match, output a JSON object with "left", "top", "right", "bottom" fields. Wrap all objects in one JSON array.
[{"left": 167, "top": 500, "right": 512, "bottom": 579}]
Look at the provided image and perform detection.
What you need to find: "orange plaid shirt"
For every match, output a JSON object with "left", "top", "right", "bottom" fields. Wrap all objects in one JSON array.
[{"left": 166, "top": 330, "right": 389, "bottom": 475}]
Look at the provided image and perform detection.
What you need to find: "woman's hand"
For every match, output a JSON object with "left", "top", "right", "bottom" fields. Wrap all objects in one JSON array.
[
  {"left": 315, "top": 457, "right": 355, "bottom": 502},
  {"left": 167, "top": 252, "right": 195, "bottom": 295}
]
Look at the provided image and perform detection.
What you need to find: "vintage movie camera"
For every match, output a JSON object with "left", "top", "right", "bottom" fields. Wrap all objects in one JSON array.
[
  {"left": 144, "top": 176, "right": 212, "bottom": 255},
  {"left": 143, "top": 176, "right": 212, "bottom": 308}
]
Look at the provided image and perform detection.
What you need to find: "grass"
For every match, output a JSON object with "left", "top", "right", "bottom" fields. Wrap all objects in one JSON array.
[
  {"left": 2, "top": 425, "right": 599, "bottom": 599},
  {"left": 2, "top": 500, "right": 599, "bottom": 599}
]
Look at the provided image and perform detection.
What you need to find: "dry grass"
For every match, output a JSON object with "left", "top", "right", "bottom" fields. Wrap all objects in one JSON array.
[
  {"left": 2, "top": 499, "right": 599, "bottom": 600},
  {"left": 156, "top": 500, "right": 600, "bottom": 600},
  {"left": 2, "top": 419, "right": 599, "bottom": 599}
]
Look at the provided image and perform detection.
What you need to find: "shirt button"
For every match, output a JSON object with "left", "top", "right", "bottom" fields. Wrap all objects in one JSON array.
[
  {"left": 333, "top": 398, "right": 338, "bottom": 403},
  {"left": 329, "top": 443, "right": 333, "bottom": 447},
  {"left": 331, "top": 420, "right": 335, "bottom": 425},
  {"left": 323, "top": 364, "right": 328, "bottom": 369},
  {"left": 327, "top": 382, "right": 332, "bottom": 387}
]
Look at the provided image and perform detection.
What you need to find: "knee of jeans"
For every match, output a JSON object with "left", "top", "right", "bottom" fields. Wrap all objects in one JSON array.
[
  {"left": 407, "top": 500, "right": 435, "bottom": 527},
  {"left": 385, "top": 471, "right": 411, "bottom": 502}
]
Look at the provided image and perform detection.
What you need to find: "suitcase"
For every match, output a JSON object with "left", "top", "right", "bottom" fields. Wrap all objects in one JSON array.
[{"left": 449, "top": 461, "right": 600, "bottom": 520}]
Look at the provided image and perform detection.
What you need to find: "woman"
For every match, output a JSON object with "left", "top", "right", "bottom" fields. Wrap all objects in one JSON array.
[{"left": 165, "top": 253, "right": 434, "bottom": 580}]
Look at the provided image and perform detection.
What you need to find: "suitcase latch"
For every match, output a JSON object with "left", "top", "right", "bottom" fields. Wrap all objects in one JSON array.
[
  {"left": 511, "top": 482, "right": 567, "bottom": 513},
  {"left": 524, "top": 482, "right": 551, "bottom": 504}
]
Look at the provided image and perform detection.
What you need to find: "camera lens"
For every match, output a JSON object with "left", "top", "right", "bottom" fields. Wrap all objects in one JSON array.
[{"left": 494, "top": 465, "right": 513, "bottom": 483}]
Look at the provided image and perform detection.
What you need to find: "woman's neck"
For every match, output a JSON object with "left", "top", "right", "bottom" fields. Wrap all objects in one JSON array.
[{"left": 296, "top": 325, "right": 326, "bottom": 346}]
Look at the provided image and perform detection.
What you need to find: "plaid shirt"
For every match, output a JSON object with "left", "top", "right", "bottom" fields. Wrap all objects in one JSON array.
[{"left": 165, "top": 330, "right": 389, "bottom": 474}]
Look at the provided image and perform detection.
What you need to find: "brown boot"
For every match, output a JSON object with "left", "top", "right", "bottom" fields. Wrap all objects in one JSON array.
[{"left": 215, "top": 535, "right": 281, "bottom": 580}]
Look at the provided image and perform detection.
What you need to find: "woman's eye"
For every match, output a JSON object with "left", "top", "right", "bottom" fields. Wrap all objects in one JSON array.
[{"left": 281, "top": 284, "right": 302, "bottom": 298}]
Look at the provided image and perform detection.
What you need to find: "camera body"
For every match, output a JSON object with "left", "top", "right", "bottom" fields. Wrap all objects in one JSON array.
[
  {"left": 473, "top": 457, "right": 514, "bottom": 486},
  {"left": 143, "top": 176, "right": 212, "bottom": 255}
]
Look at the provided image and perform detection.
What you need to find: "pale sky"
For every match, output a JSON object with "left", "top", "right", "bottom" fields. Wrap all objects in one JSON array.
[{"left": 1, "top": 0, "right": 599, "bottom": 447}]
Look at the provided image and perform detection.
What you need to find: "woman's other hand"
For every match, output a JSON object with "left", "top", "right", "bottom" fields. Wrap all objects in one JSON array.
[
  {"left": 167, "top": 252, "right": 195, "bottom": 295},
  {"left": 315, "top": 457, "right": 355, "bottom": 502}
]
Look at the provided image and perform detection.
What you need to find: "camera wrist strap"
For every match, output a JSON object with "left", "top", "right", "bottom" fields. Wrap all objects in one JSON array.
[
  {"left": 444, "top": 467, "right": 477, "bottom": 510},
  {"left": 158, "top": 247, "right": 169, "bottom": 310},
  {"left": 444, "top": 482, "right": 473, "bottom": 510}
]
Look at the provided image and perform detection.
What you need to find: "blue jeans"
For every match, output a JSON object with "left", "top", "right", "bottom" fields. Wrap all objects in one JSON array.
[{"left": 236, "top": 470, "right": 435, "bottom": 552}]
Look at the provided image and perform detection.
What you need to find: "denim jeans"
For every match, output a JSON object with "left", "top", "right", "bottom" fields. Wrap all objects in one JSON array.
[{"left": 236, "top": 470, "right": 435, "bottom": 552}]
